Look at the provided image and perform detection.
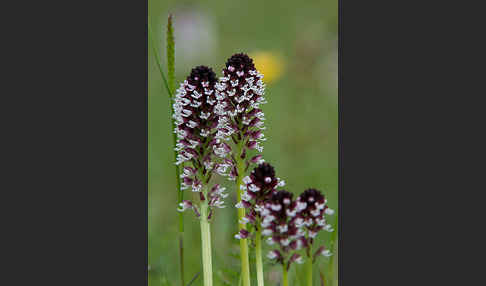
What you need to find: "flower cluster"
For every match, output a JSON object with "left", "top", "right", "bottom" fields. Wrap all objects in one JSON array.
[
  {"left": 173, "top": 66, "right": 230, "bottom": 218},
  {"left": 258, "top": 188, "right": 335, "bottom": 268},
  {"left": 259, "top": 190, "right": 306, "bottom": 270},
  {"left": 215, "top": 53, "right": 267, "bottom": 180},
  {"left": 296, "top": 188, "right": 335, "bottom": 259},
  {"left": 234, "top": 163, "right": 285, "bottom": 238}
]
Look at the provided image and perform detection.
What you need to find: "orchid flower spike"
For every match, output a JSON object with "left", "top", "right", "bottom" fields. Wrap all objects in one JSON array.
[
  {"left": 215, "top": 53, "right": 267, "bottom": 180},
  {"left": 296, "top": 188, "right": 335, "bottom": 261},
  {"left": 173, "top": 66, "right": 231, "bottom": 218}
]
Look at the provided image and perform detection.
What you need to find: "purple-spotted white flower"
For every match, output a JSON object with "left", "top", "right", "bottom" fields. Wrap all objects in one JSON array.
[
  {"left": 234, "top": 163, "right": 285, "bottom": 238},
  {"left": 260, "top": 190, "right": 306, "bottom": 270},
  {"left": 296, "top": 188, "right": 334, "bottom": 261},
  {"left": 214, "top": 53, "right": 267, "bottom": 180},
  {"left": 173, "top": 66, "right": 230, "bottom": 218}
]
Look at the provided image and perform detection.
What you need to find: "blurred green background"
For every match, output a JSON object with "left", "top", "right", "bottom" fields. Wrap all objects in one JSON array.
[{"left": 149, "top": 0, "right": 337, "bottom": 285}]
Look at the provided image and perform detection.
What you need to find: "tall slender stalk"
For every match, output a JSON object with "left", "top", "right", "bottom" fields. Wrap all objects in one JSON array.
[
  {"left": 200, "top": 201, "right": 213, "bottom": 286},
  {"left": 305, "top": 256, "right": 313, "bottom": 286},
  {"left": 235, "top": 143, "right": 251, "bottom": 286},
  {"left": 305, "top": 242, "right": 313, "bottom": 286},
  {"left": 282, "top": 264, "right": 289, "bottom": 286},
  {"left": 255, "top": 224, "right": 264, "bottom": 286},
  {"left": 149, "top": 16, "right": 186, "bottom": 286},
  {"left": 219, "top": 53, "right": 267, "bottom": 286},
  {"left": 165, "top": 14, "right": 185, "bottom": 286}
]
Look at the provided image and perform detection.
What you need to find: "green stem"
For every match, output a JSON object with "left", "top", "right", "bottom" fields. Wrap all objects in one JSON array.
[
  {"left": 255, "top": 225, "right": 264, "bottom": 286},
  {"left": 200, "top": 202, "right": 213, "bottom": 286},
  {"left": 306, "top": 257, "right": 313, "bottom": 286},
  {"left": 178, "top": 233, "right": 184, "bottom": 286},
  {"left": 282, "top": 264, "right": 288, "bottom": 286},
  {"left": 235, "top": 147, "right": 251, "bottom": 286}
]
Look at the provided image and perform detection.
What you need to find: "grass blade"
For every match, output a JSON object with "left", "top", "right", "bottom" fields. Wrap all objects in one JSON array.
[
  {"left": 148, "top": 19, "right": 171, "bottom": 97},
  {"left": 186, "top": 272, "right": 200, "bottom": 286},
  {"left": 165, "top": 14, "right": 185, "bottom": 286},
  {"left": 167, "top": 14, "right": 175, "bottom": 95},
  {"left": 148, "top": 15, "right": 185, "bottom": 286}
]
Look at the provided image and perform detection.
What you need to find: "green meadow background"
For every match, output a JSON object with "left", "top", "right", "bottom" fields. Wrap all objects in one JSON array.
[{"left": 149, "top": 0, "right": 338, "bottom": 285}]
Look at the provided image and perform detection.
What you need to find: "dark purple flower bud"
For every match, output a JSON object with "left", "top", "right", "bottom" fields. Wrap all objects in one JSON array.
[
  {"left": 235, "top": 229, "right": 249, "bottom": 239},
  {"left": 182, "top": 166, "right": 196, "bottom": 176},
  {"left": 222, "top": 142, "right": 232, "bottom": 153},
  {"left": 193, "top": 206, "right": 200, "bottom": 217},
  {"left": 247, "top": 140, "right": 258, "bottom": 149},
  {"left": 289, "top": 239, "right": 299, "bottom": 250},
  {"left": 299, "top": 236, "right": 309, "bottom": 248},
  {"left": 229, "top": 166, "right": 238, "bottom": 179},
  {"left": 241, "top": 213, "right": 256, "bottom": 224},
  {"left": 177, "top": 200, "right": 193, "bottom": 212},
  {"left": 209, "top": 184, "right": 218, "bottom": 193},
  {"left": 250, "top": 155, "right": 264, "bottom": 164},
  {"left": 247, "top": 108, "right": 261, "bottom": 118},
  {"left": 240, "top": 148, "right": 246, "bottom": 159},
  {"left": 266, "top": 235, "right": 280, "bottom": 246},
  {"left": 289, "top": 253, "right": 304, "bottom": 265},
  {"left": 250, "top": 130, "right": 263, "bottom": 140},
  {"left": 225, "top": 53, "right": 255, "bottom": 71},
  {"left": 246, "top": 190, "right": 257, "bottom": 200},
  {"left": 313, "top": 246, "right": 332, "bottom": 261},
  {"left": 207, "top": 138, "right": 219, "bottom": 147},
  {"left": 267, "top": 250, "right": 281, "bottom": 260},
  {"left": 179, "top": 139, "right": 191, "bottom": 147},
  {"left": 183, "top": 177, "right": 193, "bottom": 186},
  {"left": 241, "top": 200, "right": 252, "bottom": 208}
]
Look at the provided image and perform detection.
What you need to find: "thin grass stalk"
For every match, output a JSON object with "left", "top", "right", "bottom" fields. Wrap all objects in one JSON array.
[
  {"left": 199, "top": 201, "right": 213, "bottom": 286},
  {"left": 166, "top": 14, "right": 175, "bottom": 93},
  {"left": 235, "top": 142, "right": 251, "bottom": 286},
  {"left": 255, "top": 224, "right": 264, "bottom": 286},
  {"left": 165, "top": 14, "right": 185, "bottom": 286},
  {"left": 148, "top": 20, "right": 170, "bottom": 96},
  {"left": 149, "top": 17, "right": 186, "bottom": 286}
]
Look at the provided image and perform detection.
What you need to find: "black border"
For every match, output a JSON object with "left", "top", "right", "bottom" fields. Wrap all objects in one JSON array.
[
  {"left": 8, "top": 1, "right": 149, "bottom": 284},
  {"left": 11, "top": 0, "right": 473, "bottom": 284}
]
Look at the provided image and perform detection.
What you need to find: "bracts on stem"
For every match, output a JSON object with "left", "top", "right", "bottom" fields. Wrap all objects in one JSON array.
[
  {"left": 216, "top": 53, "right": 268, "bottom": 286},
  {"left": 235, "top": 163, "right": 286, "bottom": 286},
  {"left": 175, "top": 66, "right": 231, "bottom": 286}
]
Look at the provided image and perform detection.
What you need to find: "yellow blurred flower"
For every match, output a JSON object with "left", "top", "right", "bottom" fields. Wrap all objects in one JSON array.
[{"left": 250, "top": 51, "right": 285, "bottom": 84}]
